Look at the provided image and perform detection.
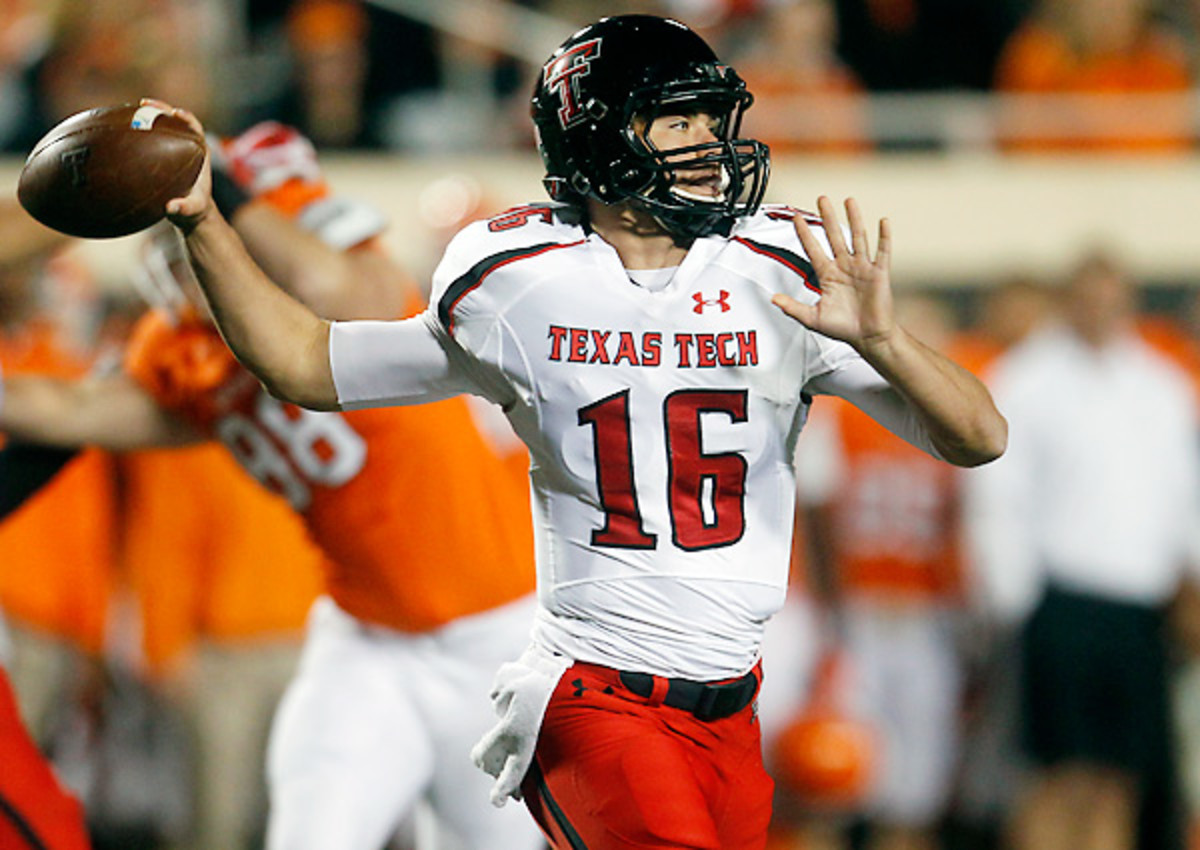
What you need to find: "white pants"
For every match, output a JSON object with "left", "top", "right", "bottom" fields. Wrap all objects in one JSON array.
[
  {"left": 843, "top": 601, "right": 962, "bottom": 827},
  {"left": 266, "top": 595, "right": 544, "bottom": 850}
]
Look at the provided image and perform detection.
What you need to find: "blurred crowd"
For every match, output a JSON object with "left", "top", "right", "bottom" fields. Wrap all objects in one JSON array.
[
  {"left": 4, "top": 2, "right": 1200, "bottom": 850},
  {"left": 5, "top": 0, "right": 1200, "bottom": 155}
]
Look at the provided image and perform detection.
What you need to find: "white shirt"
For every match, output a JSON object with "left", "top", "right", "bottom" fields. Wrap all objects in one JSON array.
[
  {"left": 963, "top": 324, "right": 1200, "bottom": 620},
  {"left": 329, "top": 203, "right": 942, "bottom": 679}
]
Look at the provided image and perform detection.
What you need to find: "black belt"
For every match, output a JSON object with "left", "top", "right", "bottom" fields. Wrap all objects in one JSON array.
[{"left": 617, "top": 668, "right": 759, "bottom": 721}]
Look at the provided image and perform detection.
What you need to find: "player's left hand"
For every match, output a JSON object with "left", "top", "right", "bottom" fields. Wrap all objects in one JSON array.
[
  {"left": 771, "top": 196, "right": 897, "bottom": 356},
  {"left": 470, "top": 645, "right": 571, "bottom": 807},
  {"left": 221, "top": 121, "right": 324, "bottom": 195}
]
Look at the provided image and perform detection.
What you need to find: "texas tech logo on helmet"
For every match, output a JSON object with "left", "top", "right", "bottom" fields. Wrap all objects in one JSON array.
[{"left": 543, "top": 38, "right": 601, "bottom": 129}]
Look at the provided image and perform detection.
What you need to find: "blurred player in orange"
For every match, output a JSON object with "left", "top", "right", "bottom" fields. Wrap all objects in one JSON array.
[
  {"left": 793, "top": 294, "right": 967, "bottom": 850},
  {"left": 0, "top": 126, "right": 542, "bottom": 850},
  {"left": 118, "top": 440, "right": 325, "bottom": 850},
  {"left": 0, "top": 201, "right": 92, "bottom": 850}
]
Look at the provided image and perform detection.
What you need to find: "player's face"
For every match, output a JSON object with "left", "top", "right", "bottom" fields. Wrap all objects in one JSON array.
[
  {"left": 636, "top": 110, "right": 728, "bottom": 201},
  {"left": 645, "top": 111, "right": 722, "bottom": 150}
]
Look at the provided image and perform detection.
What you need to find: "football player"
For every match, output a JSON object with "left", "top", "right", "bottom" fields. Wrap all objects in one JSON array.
[
  {"left": 161, "top": 14, "right": 1007, "bottom": 850},
  {"left": 0, "top": 128, "right": 542, "bottom": 850}
]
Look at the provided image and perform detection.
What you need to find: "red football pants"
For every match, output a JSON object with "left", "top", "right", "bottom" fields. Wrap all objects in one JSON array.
[
  {"left": 521, "top": 662, "right": 773, "bottom": 850},
  {"left": 0, "top": 669, "right": 91, "bottom": 850}
]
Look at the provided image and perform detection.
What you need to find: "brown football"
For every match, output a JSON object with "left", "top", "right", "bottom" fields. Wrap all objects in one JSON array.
[{"left": 17, "top": 103, "right": 206, "bottom": 239}]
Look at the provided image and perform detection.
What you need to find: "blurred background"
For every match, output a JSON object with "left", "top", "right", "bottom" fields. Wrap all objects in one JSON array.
[{"left": 4, "top": 1, "right": 1200, "bottom": 850}]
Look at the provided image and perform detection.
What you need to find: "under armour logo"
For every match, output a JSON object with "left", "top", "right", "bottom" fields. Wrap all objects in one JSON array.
[
  {"left": 693, "top": 290, "right": 731, "bottom": 314},
  {"left": 571, "top": 678, "right": 613, "bottom": 697},
  {"left": 60, "top": 147, "right": 90, "bottom": 188}
]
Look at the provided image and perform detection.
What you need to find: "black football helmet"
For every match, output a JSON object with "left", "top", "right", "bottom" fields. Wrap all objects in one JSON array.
[{"left": 531, "top": 15, "right": 770, "bottom": 240}]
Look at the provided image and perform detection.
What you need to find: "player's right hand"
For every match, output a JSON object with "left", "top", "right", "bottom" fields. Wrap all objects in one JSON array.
[{"left": 146, "top": 100, "right": 215, "bottom": 233}]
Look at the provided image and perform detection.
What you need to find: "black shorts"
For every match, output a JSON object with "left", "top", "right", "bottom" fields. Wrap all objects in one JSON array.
[{"left": 1019, "top": 583, "right": 1170, "bottom": 775}]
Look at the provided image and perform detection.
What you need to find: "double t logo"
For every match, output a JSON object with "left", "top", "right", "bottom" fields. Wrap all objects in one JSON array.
[
  {"left": 60, "top": 146, "right": 90, "bottom": 187},
  {"left": 543, "top": 38, "right": 601, "bottom": 129}
]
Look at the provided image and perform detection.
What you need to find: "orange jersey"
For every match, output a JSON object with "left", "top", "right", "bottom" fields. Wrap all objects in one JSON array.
[
  {"left": 947, "top": 334, "right": 1006, "bottom": 382},
  {"left": 0, "top": 320, "right": 116, "bottom": 652},
  {"left": 820, "top": 399, "right": 962, "bottom": 602},
  {"left": 124, "top": 307, "right": 536, "bottom": 632},
  {"left": 119, "top": 444, "right": 327, "bottom": 671}
]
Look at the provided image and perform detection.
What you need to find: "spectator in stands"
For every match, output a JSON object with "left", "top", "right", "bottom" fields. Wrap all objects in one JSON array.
[
  {"left": 34, "top": 0, "right": 218, "bottom": 129},
  {"left": 993, "top": 0, "right": 1195, "bottom": 152},
  {"left": 834, "top": 0, "right": 1029, "bottom": 92},
  {"left": 736, "top": 0, "right": 872, "bottom": 154},
  {"left": 963, "top": 250, "right": 1200, "bottom": 850},
  {"left": 284, "top": 0, "right": 371, "bottom": 148}
]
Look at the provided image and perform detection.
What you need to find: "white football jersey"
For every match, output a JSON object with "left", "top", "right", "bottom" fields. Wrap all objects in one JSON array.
[{"left": 330, "top": 202, "right": 934, "bottom": 679}]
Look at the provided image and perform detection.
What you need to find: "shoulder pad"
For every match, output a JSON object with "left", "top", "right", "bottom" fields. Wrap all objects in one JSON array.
[
  {"left": 729, "top": 209, "right": 824, "bottom": 295},
  {"left": 433, "top": 203, "right": 586, "bottom": 333}
]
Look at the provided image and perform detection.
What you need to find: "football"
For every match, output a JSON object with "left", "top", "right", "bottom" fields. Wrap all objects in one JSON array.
[{"left": 17, "top": 103, "right": 206, "bottom": 239}]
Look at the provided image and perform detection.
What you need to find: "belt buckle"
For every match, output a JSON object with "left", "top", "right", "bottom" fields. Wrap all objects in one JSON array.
[{"left": 692, "top": 677, "right": 749, "bottom": 721}]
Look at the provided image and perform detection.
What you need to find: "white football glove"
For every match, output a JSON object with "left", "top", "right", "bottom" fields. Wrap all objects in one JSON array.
[
  {"left": 222, "top": 121, "right": 323, "bottom": 195},
  {"left": 219, "top": 122, "right": 387, "bottom": 249},
  {"left": 470, "top": 644, "right": 571, "bottom": 807},
  {"left": 296, "top": 196, "right": 387, "bottom": 251}
]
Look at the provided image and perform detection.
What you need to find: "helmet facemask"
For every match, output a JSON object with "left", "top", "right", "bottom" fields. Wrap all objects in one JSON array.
[{"left": 620, "top": 77, "right": 770, "bottom": 239}]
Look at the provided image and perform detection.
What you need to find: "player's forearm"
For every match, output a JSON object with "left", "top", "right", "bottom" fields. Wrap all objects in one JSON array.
[
  {"left": 858, "top": 328, "right": 1007, "bottom": 467},
  {"left": 232, "top": 203, "right": 407, "bottom": 321},
  {"left": 183, "top": 212, "right": 340, "bottom": 410},
  {"left": 232, "top": 203, "right": 351, "bottom": 318},
  {"left": 0, "top": 375, "right": 196, "bottom": 450}
]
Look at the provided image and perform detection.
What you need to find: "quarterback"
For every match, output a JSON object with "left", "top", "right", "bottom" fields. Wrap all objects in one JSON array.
[{"left": 161, "top": 14, "right": 1005, "bottom": 850}]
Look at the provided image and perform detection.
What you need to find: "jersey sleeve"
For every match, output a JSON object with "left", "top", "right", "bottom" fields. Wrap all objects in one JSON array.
[
  {"left": 328, "top": 312, "right": 502, "bottom": 409},
  {"left": 792, "top": 402, "right": 844, "bottom": 506},
  {"left": 804, "top": 350, "right": 944, "bottom": 460}
]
